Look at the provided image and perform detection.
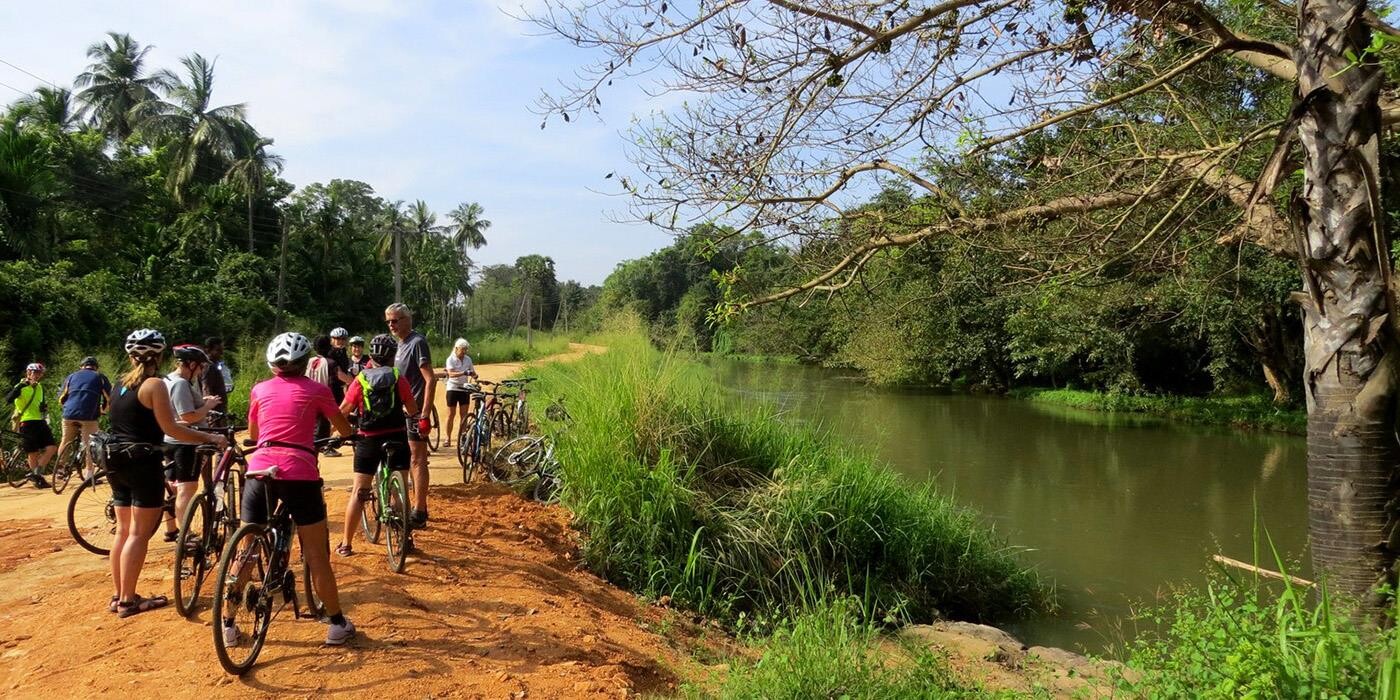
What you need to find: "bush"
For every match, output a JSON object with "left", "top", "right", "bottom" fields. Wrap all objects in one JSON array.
[{"left": 528, "top": 320, "right": 1052, "bottom": 626}]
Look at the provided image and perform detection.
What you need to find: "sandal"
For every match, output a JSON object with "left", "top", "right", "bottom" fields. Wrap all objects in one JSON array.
[
  {"left": 117, "top": 594, "right": 169, "bottom": 618},
  {"left": 108, "top": 595, "right": 119, "bottom": 613},
  {"left": 163, "top": 531, "right": 179, "bottom": 543},
  {"left": 335, "top": 543, "right": 354, "bottom": 557}
]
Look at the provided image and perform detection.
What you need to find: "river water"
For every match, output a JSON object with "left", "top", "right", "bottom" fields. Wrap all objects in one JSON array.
[{"left": 712, "top": 359, "right": 1309, "bottom": 653}]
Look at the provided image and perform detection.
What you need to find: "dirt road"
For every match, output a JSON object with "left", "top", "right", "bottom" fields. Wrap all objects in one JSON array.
[{"left": 0, "top": 343, "right": 711, "bottom": 698}]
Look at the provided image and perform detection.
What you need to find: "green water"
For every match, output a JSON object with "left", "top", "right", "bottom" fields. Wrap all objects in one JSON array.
[{"left": 713, "top": 359, "right": 1308, "bottom": 654}]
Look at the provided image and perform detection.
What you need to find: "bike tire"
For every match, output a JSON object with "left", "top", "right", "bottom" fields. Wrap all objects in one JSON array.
[
  {"left": 51, "top": 439, "right": 82, "bottom": 494},
  {"left": 174, "top": 493, "right": 213, "bottom": 617},
  {"left": 514, "top": 401, "right": 530, "bottom": 435},
  {"left": 301, "top": 531, "right": 327, "bottom": 621},
  {"left": 385, "top": 471, "right": 410, "bottom": 573},
  {"left": 67, "top": 471, "right": 115, "bottom": 555},
  {"left": 533, "top": 469, "right": 559, "bottom": 503},
  {"left": 6, "top": 446, "right": 30, "bottom": 488},
  {"left": 456, "top": 414, "right": 475, "bottom": 471},
  {"left": 362, "top": 475, "right": 382, "bottom": 545},
  {"left": 428, "top": 406, "right": 441, "bottom": 451},
  {"left": 212, "top": 523, "right": 274, "bottom": 676}
]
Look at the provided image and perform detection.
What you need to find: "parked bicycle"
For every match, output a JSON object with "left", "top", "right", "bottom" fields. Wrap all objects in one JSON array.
[
  {"left": 490, "top": 434, "right": 562, "bottom": 503},
  {"left": 457, "top": 380, "right": 514, "bottom": 482},
  {"left": 173, "top": 420, "right": 247, "bottom": 616},
  {"left": 211, "top": 435, "right": 349, "bottom": 675},
  {"left": 66, "top": 460, "right": 177, "bottom": 556},
  {"left": 49, "top": 435, "right": 87, "bottom": 494},
  {"left": 497, "top": 377, "right": 538, "bottom": 437},
  {"left": 356, "top": 439, "right": 411, "bottom": 573},
  {"left": 1, "top": 430, "right": 28, "bottom": 488}
]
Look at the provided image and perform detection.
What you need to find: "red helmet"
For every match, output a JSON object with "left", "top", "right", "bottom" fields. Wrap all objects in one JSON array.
[{"left": 24, "top": 362, "right": 44, "bottom": 373}]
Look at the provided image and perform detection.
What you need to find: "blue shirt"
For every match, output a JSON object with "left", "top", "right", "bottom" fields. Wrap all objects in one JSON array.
[{"left": 60, "top": 369, "right": 111, "bottom": 420}]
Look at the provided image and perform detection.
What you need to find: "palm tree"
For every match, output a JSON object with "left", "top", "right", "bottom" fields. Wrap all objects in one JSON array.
[
  {"left": 73, "top": 32, "right": 173, "bottom": 142},
  {"left": 224, "top": 126, "right": 284, "bottom": 252},
  {"left": 135, "top": 53, "right": 248, "bottom": 205},
  {"left": 406, "top": 200, "right": 443, "bottom": 248},
  {"left": 12, "top": 87, "right": 81, "bottom": 133},
  {"left": 448, "top": 202, "right": 490, "bottom": 251}
]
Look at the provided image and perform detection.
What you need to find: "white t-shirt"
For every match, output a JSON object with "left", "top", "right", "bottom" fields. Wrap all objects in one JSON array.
[{"left": 446, "top": 353, "right": 475, "bottom": 391}]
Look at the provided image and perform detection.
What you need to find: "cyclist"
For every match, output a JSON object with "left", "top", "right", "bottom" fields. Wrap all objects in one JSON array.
[
  {"left": 202, "top": 337, "right": 231, "bottom": 416},
  {"left": 328, "top": 327, "right": 353, "bottom": 397},
  {"left": 165, "top": 344, "right": 220, "bottom": 542},
  {"left": 385, "top": 303, "right": 435, "bottom": 529},
  {"left": 347, "top": 336, "right": 368, "bottom": 375},
  {"left": 7, "top": 362, "right": 54, "bottom": 488},
  {"left": 336, "top": 333, "right": 418, "bottom": 556},
  {"left": 58, "top": 356, "right": 111, "bottom": 479},
  {"left": 108, "top": 329, "right": 227, "bottom": 617},
  {"left": 443, "top": 338, "right": 477, "bottom": 449},
  {"left": 226, "top": 331, "right": 356, "bottom": 646}
]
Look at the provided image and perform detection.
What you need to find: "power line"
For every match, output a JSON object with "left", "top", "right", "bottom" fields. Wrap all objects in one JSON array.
[
  {"left": 0, "top": 78, "right": 30, "bottom": 96},
  {"left": 0, "top": 57, "right": 60, "bottom": 89}
]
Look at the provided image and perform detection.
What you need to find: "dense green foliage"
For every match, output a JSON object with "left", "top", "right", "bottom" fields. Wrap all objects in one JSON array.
[
  {"left": 0, "top": 33, "right": 597, "bottom": 377},
  {"left": 528, "top": 318, "right": 1052, "bottom": 626},
  {"left": 1018, "top": 389, "right": 1307, "bottom": 435}
]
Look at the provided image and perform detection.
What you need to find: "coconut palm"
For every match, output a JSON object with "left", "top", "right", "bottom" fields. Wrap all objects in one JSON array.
[
  {"left": 135, "top": 53, "right": 248, "bottom": 205},
  {"left": 73, "top": 32, "right": 174, "bottom": 141},
  {"left": 224, "top": 126, "right": 284, "bottom": 252},
  {"left": 12, "top": 87, "right": 81, "bottom": 133},
  {"left": 448, "top": 202, "right": 490, "bottom": 251}
]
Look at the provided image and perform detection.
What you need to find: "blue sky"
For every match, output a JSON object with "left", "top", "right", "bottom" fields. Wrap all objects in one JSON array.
[{"left": 0, "top": 0, "right": 672, "bottom": 284}]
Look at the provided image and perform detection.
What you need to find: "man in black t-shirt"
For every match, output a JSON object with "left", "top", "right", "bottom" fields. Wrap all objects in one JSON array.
[{"left": 327, "top": 328, "right": 353, "bottom": 404}]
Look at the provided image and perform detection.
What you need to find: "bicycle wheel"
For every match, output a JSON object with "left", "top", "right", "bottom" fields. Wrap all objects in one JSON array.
[
  {"left": 300, "top": 531, "right": 327, "bottom": 621},
  {"left": 514, "top": 401, "right": 530, "bottom": 435},
  {"left": 492, "top": 406, "right": 514, "bottom": 439},
  {"left": 51, "top": 439, "right": 83, "bottom": 494},
  {"left": 428, "top": 406, "right": 441, "bottom": 451},
  {"left": 5, "top": 446, "right": 30, "bottom": 488},
  {"left": 174, "top": 493, "right": 213, "bottom": 616},
  {"left": 212, "top": 523, "right": 274, "bottom": 676},
  {"left": 361, "top": 475, "right": 382, "bottom": 545},
  {"left": 533, "top": 466, "right": 560, "bottom": 503},
  {"left": 384, "top": 471, "right": 410, "bottom": 573},
  {"left": 490, "top": 436, "right": 540, "bottom": 484},
  {"left": 67, "top": 471, "right": 116, "bottom": 555},
  {"left": 459, "top": 416, "right": 478, "bottom": 482}
]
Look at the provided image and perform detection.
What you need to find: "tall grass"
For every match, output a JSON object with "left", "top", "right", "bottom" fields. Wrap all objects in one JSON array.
[
  {"left": 528, "top": 319, "right": 1053, "bottom": 627},
  {"left": 1018, "top": 388, "right": 1306, "bottom": 435},
  {"left": 442, "top": 331, "right": 572, "bottom": 366}
]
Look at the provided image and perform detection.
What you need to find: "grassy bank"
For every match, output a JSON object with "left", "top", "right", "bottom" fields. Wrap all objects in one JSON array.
[
  {"left": 1016, "top": 388, "right": 1306, "bottom": 435},
  {"left": 528, "top": 320, "right": 1053, "bottom": 628}
]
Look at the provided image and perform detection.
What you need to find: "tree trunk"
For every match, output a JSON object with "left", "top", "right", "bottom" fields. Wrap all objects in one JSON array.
[
  {"left": 247, "top": 191, "right": 255, "bottom": 254},
  {"left": 1254, "top": 308, "right": 1293, "bottom": 405},
  {"left": 1296, "top": 0, "right": 1398, "bottom": 613}
]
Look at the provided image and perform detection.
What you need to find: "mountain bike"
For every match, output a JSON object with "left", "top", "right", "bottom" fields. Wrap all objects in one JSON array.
[
  {"left": 490, "top": 434, "right": 562, "bottom": 502},
  {"left": 1, "top": 430, "right": 28, "bottom": 488},
  {"left": 211, "top": 436, "right": 347, "bottom": 676},
  {"left": 457, "top": 381, "right": 513, "bottom": 482},
  {"left": 173, "top": 421, "right": 247, "bottom": 616},
  {"left": 356, "top": 439, "right": 411, "bottom": 572},
  {"left": 498, "top": 377, "right": 537, "bottom": 436},
  {"left": 426, "top": 405, "right": 441, "bottom": 451},
  {"left": 50, "top": 435, "right": 87, "bottom": 494},
  {"left": 66, "top": 462, "right": 176, "bottom": 556}
]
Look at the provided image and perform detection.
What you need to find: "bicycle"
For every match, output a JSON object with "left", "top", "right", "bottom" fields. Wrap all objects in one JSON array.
[
  {"left": 50, "top": 435, "right": 87, "bottom": 494},
  {"left": 490, "top": 433, "right": 562, "bottom": 502},
  {"left": 498, "top": 377, "right": 537, "bottom": 436},
  {"left": 426, "top": 405, "right": 441, "bottom": 452},
  {"left": 211, "top": 436, "right": 347, "bottom": 676},
  {"left": 355, "top": 439, "right": 411, "bottom": 573},
  {"left": 1, "top": 430, "right": 29, "bottom": 488},
  {"left": 457, "top": 381, "right": 514, "bottom": 483},
  {"left": 173, "top": 420, "right": 247, "bottom": 616},
  {"left": 66, "top": 458, "right": 177, "bottom": 556}
]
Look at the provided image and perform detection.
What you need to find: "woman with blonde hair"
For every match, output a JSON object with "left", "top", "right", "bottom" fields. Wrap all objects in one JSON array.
[
  {"left": 106, "top": 329, "right": 226, "bottom": 617},
  {"left": 442, "top": 338, "right": 477, "bottom": 449}
]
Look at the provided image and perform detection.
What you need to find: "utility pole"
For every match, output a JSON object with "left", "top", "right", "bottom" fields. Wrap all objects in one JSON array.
[{"left": 274, "top": 216, "right": 289, "bottom": 332}]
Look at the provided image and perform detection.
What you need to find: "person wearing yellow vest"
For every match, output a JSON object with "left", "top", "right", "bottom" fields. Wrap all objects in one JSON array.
[{"left": 7, "top": 362, "right": 55, "bottom": 488}]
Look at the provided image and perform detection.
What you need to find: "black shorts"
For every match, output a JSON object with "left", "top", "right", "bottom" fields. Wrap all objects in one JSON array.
[
  {"left": 163, "top": 444, "right": 203, "bottom": 483},
  {"left": 107, "top": 454, "right": 167, "bottom": 508},
  {"left": 407, "top": 418, "right": 428, "bottom": 443},
  {"left": 445, "top": 390, "right": 472, "bottom": 407},
  {"left": 19, "top": 420, "right": 55, "bottom": 453},
  {"left": 241, "top": 479, "right": 327, "bottom": 527},
  {"left": 353, "top": 433, "right": 410, "bottom": 476}
]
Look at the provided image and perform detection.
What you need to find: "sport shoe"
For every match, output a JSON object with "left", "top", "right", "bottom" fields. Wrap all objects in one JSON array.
[
  {"left": 30, "top": 474, "right": 49, "bottom": 489},
  {"left": 326, "top": 618, "right": 356, "bottom": 645},
  {"left": 222, "top": 622, "right": 240, "bottom": 647},
  {"left": 409, "top": 509, "right": 428, "bottom": 529},
  {"left": 323, "top": 447, "right": 342, "bottom": 458}
]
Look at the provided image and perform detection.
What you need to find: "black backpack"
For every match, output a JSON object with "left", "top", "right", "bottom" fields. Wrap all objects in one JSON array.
[{"left": 355, "top": 366, "right": 403, "bottom": 432}]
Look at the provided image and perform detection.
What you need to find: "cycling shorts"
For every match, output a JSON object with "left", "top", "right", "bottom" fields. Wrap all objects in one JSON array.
[
  {"left": 353, "top": 433, "right": 410, "bottom": 476},
  {"left": 163, "top": 444, "right": 202, "bottom": 483},
  {"left": 445, "top": 390, "right": 472, "bottom": 407},
  {"left": 107, "top": 453, "right": 167, "bottom": 508},
  {"left": 240, "top": 478, "right": 327, "bottom": 527},
  {"left": 19, "top": 420, "right": 55, "bottom": 453}
]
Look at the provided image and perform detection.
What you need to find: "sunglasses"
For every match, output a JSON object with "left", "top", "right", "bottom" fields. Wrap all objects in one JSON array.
[{"left": 386, "top": 317, "right": 405, "bottom": 325}]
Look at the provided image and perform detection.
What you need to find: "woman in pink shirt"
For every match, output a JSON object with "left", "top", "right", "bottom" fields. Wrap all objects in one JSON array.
[{"left": 224, "top": 332, "right": 357, "bottom": 648}]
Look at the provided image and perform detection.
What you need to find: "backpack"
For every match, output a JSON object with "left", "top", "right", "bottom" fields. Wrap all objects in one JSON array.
[{"left": 356, "top": 366, "right": 403, "bottom": 432}]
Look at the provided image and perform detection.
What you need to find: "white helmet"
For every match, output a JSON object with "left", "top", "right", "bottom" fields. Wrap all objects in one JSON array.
[
  {"left": 329, "top": 327, "right": 349, "bottom": 339},
  {"left": 266, "top": 332, "right": 312, "bottom": 369},
  {"left": 124, "top": 329, "right": 167, "bottom": 360}
]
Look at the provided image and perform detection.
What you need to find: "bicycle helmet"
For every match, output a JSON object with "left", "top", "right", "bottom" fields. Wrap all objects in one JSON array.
[
  {"left": 25, "top": 362, "right": 44, "bottom": 373},
  {"left": 173, "top": 344, "right": 210, "bottom": 365},
  {"left": 329, "top": 327, "right": 349, "bottom": 339},
  {"left": 80, "top": 356, "right": 99, "bottom": 369},
  {"left": 125, "top": 329, "right": 167, "bottom": 360},
  {"left": 266, "top": 332, "right": 312, "bottom": 369},
  {"left": 349, "top": 336, "right": 365, "bottom": 345},
  {"left": 368, "top": 333, "right": 398, "bottom": 362}
]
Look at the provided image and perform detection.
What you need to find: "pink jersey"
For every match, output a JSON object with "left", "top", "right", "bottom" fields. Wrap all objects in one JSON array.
[{"left": 247, "top": 374, "right": 341, "bottom": 481}]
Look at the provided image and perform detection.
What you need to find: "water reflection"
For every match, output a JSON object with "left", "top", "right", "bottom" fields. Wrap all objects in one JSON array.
[{"left": 711, "top": 359, "right": 1309, "bottom": 653}]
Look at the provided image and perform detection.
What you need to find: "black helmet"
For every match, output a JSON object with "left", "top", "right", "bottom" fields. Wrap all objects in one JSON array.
[
  {"left": 80, "top": 356, "right": 99, "bottom": 369},
  {"left": 173, "top": 344, "right": 210, "bottom": 365},
  {"left": 369, "top": 334, "right": 398, "bottom": 362}
]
